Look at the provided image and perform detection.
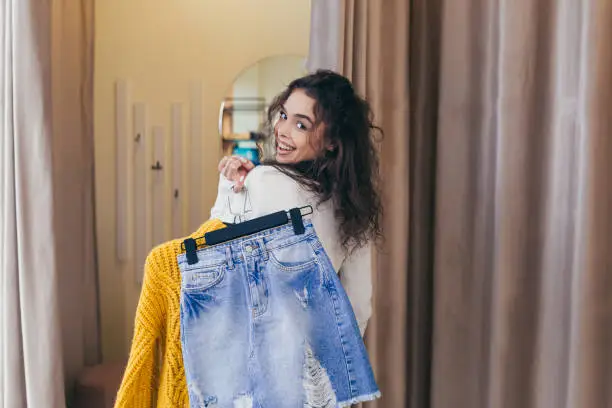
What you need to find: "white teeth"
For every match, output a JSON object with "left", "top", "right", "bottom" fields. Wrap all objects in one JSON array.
[{"left": 278, "top": 142, "right": 295, "bottom": 152}]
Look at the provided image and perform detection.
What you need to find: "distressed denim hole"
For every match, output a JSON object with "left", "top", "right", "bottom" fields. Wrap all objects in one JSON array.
[
  {"left": 203, "top": 395, "right": 218, "bottom": 407},
  {"left": 233, "top": 394, "right": 253, "bottom": 408},
  {"left": 303, "top": 345, "right": 337, "bottom": 408},
  {"left": 295, "top": 287, "right": 309, "bottom": 308}
]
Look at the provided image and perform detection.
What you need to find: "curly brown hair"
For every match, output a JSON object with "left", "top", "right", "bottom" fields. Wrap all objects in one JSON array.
[{"left": 263, "top": 70, "right": 383, "bottom": 253}]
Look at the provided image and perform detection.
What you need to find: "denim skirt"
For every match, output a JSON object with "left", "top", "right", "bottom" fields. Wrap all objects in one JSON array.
[{"left": 177, "top": 221, "right": 380, "bottom": 407}]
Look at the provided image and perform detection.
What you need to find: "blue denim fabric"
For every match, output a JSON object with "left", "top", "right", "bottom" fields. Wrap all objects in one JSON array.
[{"left": 177, "top": 221, "right": 380, "bottom": 408}]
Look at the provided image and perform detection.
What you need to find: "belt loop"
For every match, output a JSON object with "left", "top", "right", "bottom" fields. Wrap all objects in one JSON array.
[
  {"left": 226, "top": 246, "right": 234, "bottom": 269},
  {"left": 259, "top": 238, "right": 269, "bottom": 261}
]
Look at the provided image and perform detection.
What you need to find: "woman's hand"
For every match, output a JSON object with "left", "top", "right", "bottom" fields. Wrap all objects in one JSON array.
[{"left": 218, "top": 155, "right": 255, "bottom": 192}]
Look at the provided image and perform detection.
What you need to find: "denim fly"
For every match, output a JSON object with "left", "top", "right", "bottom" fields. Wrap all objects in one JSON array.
[{"left": 177, "top": 221, "right": 380, "bottom": 408}]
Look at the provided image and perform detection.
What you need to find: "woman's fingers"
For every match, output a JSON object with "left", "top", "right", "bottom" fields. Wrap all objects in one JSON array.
[
  {"left": 218, "top": 156, "right": 230, "bottom": 173},
  {"left": 223, "top": 159, "right": 241, "bottom": 180},
  {"left": 233, "top": 169, "right": 248, "bottom": 192},
  {"left": 218, "top": 155, "right": 255, "bottom": 192},
  {"left": 219, "top": 156, "right": 232, "bottom": 176},
  {"left": 238, "top": 156, "right": 255, "bottom": 171},
  {"left": 219, "top": 158, "right": 228, "bottom": 177}
]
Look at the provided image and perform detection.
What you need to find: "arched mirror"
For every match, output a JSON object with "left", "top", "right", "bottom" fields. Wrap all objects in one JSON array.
[{"left": 219, "top": 55, "right": 307, "bottom": 164}]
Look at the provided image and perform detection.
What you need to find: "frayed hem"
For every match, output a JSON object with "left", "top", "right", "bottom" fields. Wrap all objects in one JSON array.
[{"left": 337, "top": 391, "right": 382, "bottom": 407}]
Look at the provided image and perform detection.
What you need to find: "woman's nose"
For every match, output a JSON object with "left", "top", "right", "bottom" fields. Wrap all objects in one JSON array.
[{"left": 277, "top": 120, "right": 290, "bottom": 137}]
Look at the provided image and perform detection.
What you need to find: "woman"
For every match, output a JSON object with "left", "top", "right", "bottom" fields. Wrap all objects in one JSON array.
[{"left": 211, "top": 69, "right": 382, "bottom": 335}]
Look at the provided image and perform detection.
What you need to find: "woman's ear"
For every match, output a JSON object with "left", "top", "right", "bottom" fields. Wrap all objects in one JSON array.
[{"left": 325, "top": 143, "right": 338, "bottom": 157}]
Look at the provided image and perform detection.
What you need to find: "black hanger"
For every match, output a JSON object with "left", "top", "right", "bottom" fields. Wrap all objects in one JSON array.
[{"left": 182, "top": 205, "right": 313, "bottom": 265}]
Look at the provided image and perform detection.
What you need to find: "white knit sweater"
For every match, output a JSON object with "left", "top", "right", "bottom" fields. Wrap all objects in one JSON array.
[{"left": 210, "top": 165, "right": 373, "bottom": 335}]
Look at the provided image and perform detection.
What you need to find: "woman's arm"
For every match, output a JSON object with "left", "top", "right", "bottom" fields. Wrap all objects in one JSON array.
[
  {"left": 244, "top": 166, "right": 307, "bottom": 218},
  {"left": 340, "top": 244, "right": 373, "bottom": 337},
  {"left": 210, "top": 173, "right": 236, "bottom": 221},
  {"left": 210, "top": 156, "right": 255, "bottom": 222}
]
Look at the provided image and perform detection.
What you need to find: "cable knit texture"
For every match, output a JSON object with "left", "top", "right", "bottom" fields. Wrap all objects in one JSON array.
[{"left": 114, "top": 219, "right": 226, "bottom": 408}]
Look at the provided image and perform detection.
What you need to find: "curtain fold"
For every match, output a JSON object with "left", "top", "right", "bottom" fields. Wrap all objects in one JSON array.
[
  {"left": 51, "top": 0, "right": 100, "bottom": 390},
  {"left": 432, "top": 1, "right": 612, "bottom": 406},
  {"left": 1, "top": 1, "right": 66, "bottom": 407},
  {"left": 309, "top": 0, "right": 612, "bottom": 407},
  {"left": 1, "top": 1, "right": 97, "bottom": 406},
  {"left": 306, "top": 0, "right": 342, "bottom": 72},
  {"left": 309, "top": 1, "right": 413, "bottom": 407}
]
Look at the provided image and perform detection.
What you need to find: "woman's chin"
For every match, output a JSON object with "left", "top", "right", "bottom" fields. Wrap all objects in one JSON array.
[{"left": 275, "top": 153, "right": 294, "bottom": 163}]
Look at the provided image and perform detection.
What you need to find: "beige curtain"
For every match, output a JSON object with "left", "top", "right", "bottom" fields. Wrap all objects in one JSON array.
[
  {"left": 309, "top": 2, "right": 417, "bottom": 407},
  {"left": 309, "top": 0, "right": 612, "bottom": 407},
  {"left": 1, "top": 1, "right": 98, "bottom": 407},
  {"left": 433, "top": 1, "right": 612, "bottom": 407},
  {"left": 52, "top": 0, "right": 100, "bottom": 393}
]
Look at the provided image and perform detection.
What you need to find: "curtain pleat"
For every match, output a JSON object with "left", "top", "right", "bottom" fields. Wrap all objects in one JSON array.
[{"left": 308, "top": 0, "right": 612, "bottom": 407}]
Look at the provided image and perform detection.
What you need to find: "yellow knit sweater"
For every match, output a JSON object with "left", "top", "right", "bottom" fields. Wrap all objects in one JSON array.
[{"left": 114, "top": 219, "right": 226, "bottom": 408}]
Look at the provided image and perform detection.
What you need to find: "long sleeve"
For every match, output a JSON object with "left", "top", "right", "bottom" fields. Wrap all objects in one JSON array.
[
  {"left": 114, "top": 252, "right": 166, "bottom": 408},
  {"left": 339, "top": 244, "right": 374, "bottom": 337},
  {"left": 210, "top": 174, "right": 237, "bottom": 221}
]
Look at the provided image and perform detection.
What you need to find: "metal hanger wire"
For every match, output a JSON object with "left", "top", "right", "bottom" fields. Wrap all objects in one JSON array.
[{"left": 226, "top": 186, "right": 252, "bottom": 224}]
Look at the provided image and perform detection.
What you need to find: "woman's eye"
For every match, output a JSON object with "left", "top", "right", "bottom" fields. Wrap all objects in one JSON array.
[
  {"left": 279, "top": 111, "right": 287, "bottom": 120},
  {"left": 297, "top": 122, "right": 307, "bottom": 130}
]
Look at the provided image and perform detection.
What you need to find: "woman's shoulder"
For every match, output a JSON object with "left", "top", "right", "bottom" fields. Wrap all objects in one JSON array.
[
  {"left": 246, "top": 165, "right": 301, "bottom": 189},
  {"left": 243, "top": 165, "right": 315, "bottom": 216},
  {"left": 248, "top": 164, "right": 288, "bottom": 177}
]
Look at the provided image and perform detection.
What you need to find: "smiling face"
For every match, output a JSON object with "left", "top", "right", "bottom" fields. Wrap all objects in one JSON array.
[
  {"left": 274, "top": 89, "right": 324, "bottom": 163},
  {"left": 265, "top": 70, "right": 383, "bottom": 252}
]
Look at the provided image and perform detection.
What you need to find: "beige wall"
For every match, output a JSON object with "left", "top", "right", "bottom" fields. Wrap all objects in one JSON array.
[
  {"left": 94, "top": 0, "right": 311, "bottom": 361},
  {"left": 257, "top": 55, "right": 307, "bottom": 104}
]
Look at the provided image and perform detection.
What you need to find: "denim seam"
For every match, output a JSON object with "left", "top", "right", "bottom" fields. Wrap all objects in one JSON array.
[
  {"left": 267, "top": 254, "right": 318, "bottom": 272},
  {"left": 238, "top": 262, "right": 256, "bottom": 359},
  {"left": 181, "top": 265, "right": 226, "bottom": 293},
  {"left": 181, "top": 259, "right": 227, "bottom": 271},
  {"left": 251, "top": 263, "right": 269, "bottom": 318},
  {"left": 318, "top": 248, "right": 357, "bottom": 397},
  {"left": 265, "top": 233, "right": 314, "bottom": 251},
  {"left": 265, "top": 236, "right": 318, "bottom": 271},
  {"left": 328, "top": 284, "right": 357, "bottom": 397}
]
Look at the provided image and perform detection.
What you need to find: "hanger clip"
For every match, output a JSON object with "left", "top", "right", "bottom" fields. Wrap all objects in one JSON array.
[
  {"left": 289, "top": 208, "right": 305, "bottom": 235},
  {"left": 184, "top": 238, "right": 198, "bottom": 265}
]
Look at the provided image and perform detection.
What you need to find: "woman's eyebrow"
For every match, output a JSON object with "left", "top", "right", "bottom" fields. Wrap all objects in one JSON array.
[
  {"left": 282, "top": 105, "right": 314, "bottom": 125},
  {"left": 295, "top": 113, "right": 314, "bottom": 125}
]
